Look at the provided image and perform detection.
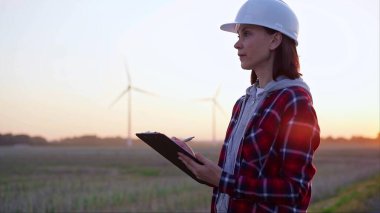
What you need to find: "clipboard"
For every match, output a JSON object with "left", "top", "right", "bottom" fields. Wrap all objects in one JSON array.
[{"left": 136, "top": 132, "right": 211, "bottom": 186}]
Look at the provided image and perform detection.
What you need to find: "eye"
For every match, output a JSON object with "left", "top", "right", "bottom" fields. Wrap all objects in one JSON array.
[
  {"left": 237, "top": 29, "right": 251, "bottom": 38},
  {"left": 238, "top": 30, "right": 250, "bottom": 38},
  {"left": 242, "top": 30, "right": 250, "bottom": 37}
]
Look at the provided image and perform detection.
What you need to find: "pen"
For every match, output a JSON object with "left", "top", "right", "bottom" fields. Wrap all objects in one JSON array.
[{"left": 182, "top": 136, "right": 195, "bottom": 143}]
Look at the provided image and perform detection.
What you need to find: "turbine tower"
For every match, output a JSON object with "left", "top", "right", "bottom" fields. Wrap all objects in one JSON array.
[
  {"left": 110, "top": 61, "right": 156, "bottom": 146},
  {"left": 197, "top": 86, "right": 225, "bottom": 143}
]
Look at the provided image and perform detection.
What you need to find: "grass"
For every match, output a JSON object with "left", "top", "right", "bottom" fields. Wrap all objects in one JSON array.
[
  {"left": 310, "top": 142, "right": 380, "bottom": 202},
  {"left": 0, "top": 142, "right": 379, "bottom": 212},
  {"left": 309, "top": 173, "right": 380, "bottom": 213},
  {"left": 0, "top": 146, "right": 216, "bottom": 212}
]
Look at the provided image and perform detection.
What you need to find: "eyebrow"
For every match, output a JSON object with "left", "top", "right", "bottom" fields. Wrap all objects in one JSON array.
[
  {"left": 238, "top": 23, "right": 256, "bottom": 32},
  {"left": 237, "top": 26, "right": 251, "bottom": 34},
  {"left": 237, "top": 26, "right": 246, "bottom": 33}
]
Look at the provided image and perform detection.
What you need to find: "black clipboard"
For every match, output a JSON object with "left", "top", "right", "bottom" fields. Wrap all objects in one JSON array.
[{"left": 136, "top": 132, "right": 211, "bottom": 186}]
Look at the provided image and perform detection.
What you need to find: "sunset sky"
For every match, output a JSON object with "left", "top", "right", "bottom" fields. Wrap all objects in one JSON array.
[{"left": 0, "top": 0, "right": 379, "bottom": 142}]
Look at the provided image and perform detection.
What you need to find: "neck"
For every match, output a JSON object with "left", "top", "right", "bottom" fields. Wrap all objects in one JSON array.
[
  {"left": 253, "top": 51, "right": 275, "bottom": 88},
  {"left": 255, "top": 65, "right": 273, "bottom": 88}
]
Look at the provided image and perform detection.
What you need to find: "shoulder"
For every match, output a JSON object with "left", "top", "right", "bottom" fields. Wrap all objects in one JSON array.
[
  {"left": 233, "top": 95, "right": 247, "bottom": 108},
  {"left": 268, "top": 86, "right": 312, "bottom": 105},
  {"left": 236, "top": 94, "right": 247, "bottom": 103},
  {"left": 260, "top": 86, "right": 315, "bottom": 117}
]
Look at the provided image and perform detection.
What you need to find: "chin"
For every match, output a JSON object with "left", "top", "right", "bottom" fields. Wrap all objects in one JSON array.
[{"left": 240, "top": 64, "right": 253, "bottom": 70}]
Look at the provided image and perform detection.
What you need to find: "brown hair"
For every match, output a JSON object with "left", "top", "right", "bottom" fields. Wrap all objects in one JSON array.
[{"left": 250, "top": 27, "right": 301, "bottom": 85}]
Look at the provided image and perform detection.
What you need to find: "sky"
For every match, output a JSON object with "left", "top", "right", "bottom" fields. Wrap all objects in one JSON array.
[{"left": 0, "top": 0, "right": 379, "bottom": 142}]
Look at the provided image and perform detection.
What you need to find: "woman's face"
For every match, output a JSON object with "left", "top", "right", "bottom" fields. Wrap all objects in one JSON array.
[{"left": 234, "top": 24, "right": 275, "bottom": 70}]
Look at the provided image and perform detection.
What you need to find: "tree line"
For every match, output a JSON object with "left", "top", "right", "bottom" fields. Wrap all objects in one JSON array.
[
  {"left": 0, "top": 132, "right": 379, "bottom": 146},
  {"left": 0, "top": 133, "right": 127, "bottom": 146}
]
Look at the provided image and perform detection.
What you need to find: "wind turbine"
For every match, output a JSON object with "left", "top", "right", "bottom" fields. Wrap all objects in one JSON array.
[
  {"left": 196, "top": 86, "right": 225, "bottom": 143},
  {"left": 109, "top": 61, "right": 156, "bottom": 147}
]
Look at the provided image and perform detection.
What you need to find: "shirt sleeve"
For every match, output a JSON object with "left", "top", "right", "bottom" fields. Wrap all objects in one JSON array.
[{"left": 218, "top": 90, "right": 320, "bottom": 205}]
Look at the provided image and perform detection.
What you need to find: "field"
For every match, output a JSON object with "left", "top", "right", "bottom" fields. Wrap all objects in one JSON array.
[{"left": 0, "top": 141, "right": 379, "bottom": 212}]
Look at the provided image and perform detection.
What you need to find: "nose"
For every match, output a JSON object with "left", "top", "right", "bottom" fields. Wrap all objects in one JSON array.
[{"left": 234, "top": 38, "right": 242, "bottom": 50}]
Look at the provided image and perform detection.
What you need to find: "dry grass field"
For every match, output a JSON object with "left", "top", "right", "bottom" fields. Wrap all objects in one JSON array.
[{"left": 0, "top": 141, "right": 379, "bottom": 212}]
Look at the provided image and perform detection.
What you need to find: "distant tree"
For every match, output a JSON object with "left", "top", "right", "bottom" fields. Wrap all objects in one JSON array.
[
  {"left": 0, "top": 134, "right": 13, "bottom": 145},
  {"left": 31, "top": 136, "right": 48, "bottom": 145},
  {"left": 14, "top": 134, "right": 31, "bottom": 144},
  {"left": 323, "top": 136, "right": 335, "bottom": 142},
  {"left": 0, "top": 133, "right": 48, "bottom": 146},
  {"left": 335, "top": 137, "right": 349, "bottom": 143},
  {"left": 55, "top": 135, "right": 131, "bottom": 146}
]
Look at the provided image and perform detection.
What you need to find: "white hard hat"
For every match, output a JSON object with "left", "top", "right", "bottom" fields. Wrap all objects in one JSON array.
[{"left": 220, "top": 0, "right": 299, "bottom": 44}]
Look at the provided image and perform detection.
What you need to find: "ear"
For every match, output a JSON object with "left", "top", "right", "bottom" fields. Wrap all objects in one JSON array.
[{"left": 269, "top": 32, "right": 282, "bottom": 50}]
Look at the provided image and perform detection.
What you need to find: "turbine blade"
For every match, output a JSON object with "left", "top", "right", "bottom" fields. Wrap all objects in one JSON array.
[
  {"left": 109, "top": 88, "right": 130, "bottom": 108},
  {"left": 214, "top": 85, "right": 221, "bottom": 98},
  {"left": 132, "top": 87, "right": 158, "bottom": 96},
  {"left": 194, "top": 97, "right": 212, "bottom": 102},
  {"left": 215, "top": 101, "right": 227, "bottom": 116},
  {"left": 124, "top": 60, "right": 131, "bottom": 85}
]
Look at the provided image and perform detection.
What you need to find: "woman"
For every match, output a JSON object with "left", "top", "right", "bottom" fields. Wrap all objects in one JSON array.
[{"left": 178, "top": 0, "right": 320, "bottom": 212}]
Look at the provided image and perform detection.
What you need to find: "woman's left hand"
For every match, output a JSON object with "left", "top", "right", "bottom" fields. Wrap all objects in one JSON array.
[{"left": 178, "top": 152, "right": 222, "bottom": 187}]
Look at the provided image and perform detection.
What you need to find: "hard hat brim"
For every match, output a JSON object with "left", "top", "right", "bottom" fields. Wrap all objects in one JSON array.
[
  {"left": 220, "top": 23, "right": 239, "bottom": 33},
  {"left": 220, "top": 22, "right": 298, "bottom": 46}
]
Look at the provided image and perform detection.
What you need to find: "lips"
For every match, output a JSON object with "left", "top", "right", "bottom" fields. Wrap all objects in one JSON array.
[{"left": 238, "top": 54, "right": 246, "bottom": 59}]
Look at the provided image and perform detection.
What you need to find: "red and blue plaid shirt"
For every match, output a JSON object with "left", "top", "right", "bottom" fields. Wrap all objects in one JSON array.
[{"left": 211, "top": 86, "right": 320, "bottom": 213}]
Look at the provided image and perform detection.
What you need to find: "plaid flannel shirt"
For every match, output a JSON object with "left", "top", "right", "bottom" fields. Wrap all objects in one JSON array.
[{"left": 211, "top": 86, "right": 320, "bottom": 213}]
